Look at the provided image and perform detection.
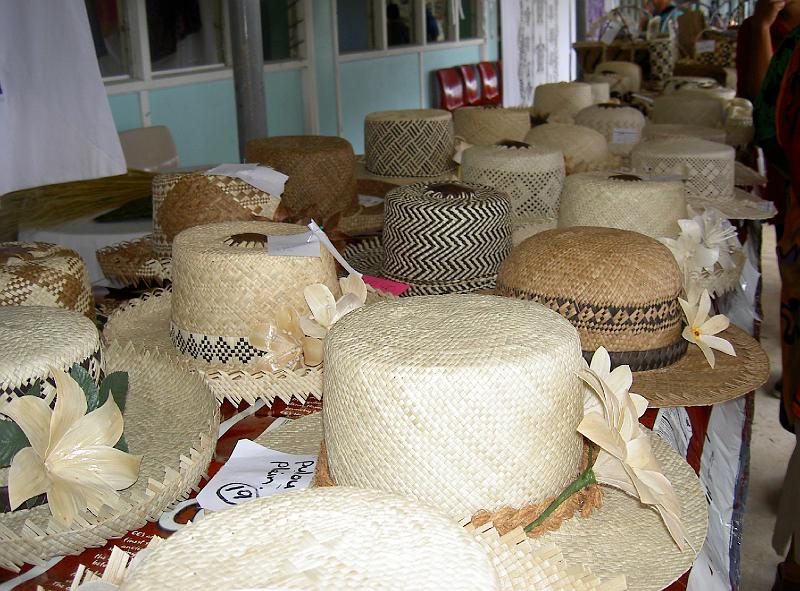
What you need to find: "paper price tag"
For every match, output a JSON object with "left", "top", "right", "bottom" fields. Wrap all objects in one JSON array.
[
  {"left": 358, "top": 194, "right": 384, "bottom": 207},
  {"left": 197, "top": 439, "right": 317, "bottom": 511},
  {"left": 600, "top": 21, "right": 622, "bottom": 45},
  {"left": 695, "top": 40, "right": 716, "bottom": 54},
  {"left": 267, "top": 231, "right": 321, "bottom": 257},
  {"left": 205, "top": 163, "right": 289, "bottom": 196},
  {"left": 611, "top": 128, "right": 641, "bottom": 145}
]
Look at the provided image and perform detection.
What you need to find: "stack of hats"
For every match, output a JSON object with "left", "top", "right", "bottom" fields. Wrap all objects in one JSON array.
[
  {"left": 345, "top": 182, "right": 512, "bottom": 295},
  {"left": 642, "top": 123, "right": 727, "bottom": 144},
  {"left": 557, "top": 172, "right": 686, "bottom": 239},
  {"left": 574, "top": 103, "right": 646, "bottom": 157},
  {"left": 532, "top": 82, "right": 593, "bottom": 120},
  {"left": 461, "top": 141, "right": 565, "bottom": 244},
  {"left": 650, "top": 95, "right": 724, "bottom": 128},
  {"left": 585, "top": 80, "right": 611, "bottom": 104},
  {"left": 631, "top": 137, "right": 776, "bottom": 220},
  {"left": 524, "top": 123, "right": 612, "bottom": 174},
  {"left": 453, "top": 106, "right": 531, "bottom": 145},
  {"left": 0, "top": 241, "right": 95, "bottom": 321}
]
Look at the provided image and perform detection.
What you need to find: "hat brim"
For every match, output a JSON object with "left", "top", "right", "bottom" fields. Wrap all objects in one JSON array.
[
  {"left": 0, "top": 341, "right": 219, "bottom": 572},
  {"left": 256, "top": 413, "right": 707, "bottom": 591},
  {"left": 96, "top": 236, "right": 172, "bottom": 287},
  {"left": 355, "top": 160, "right": 458, "bottom": 186},
  {"left": 688, "top": 188, "right": 776, "bottom": 220}
]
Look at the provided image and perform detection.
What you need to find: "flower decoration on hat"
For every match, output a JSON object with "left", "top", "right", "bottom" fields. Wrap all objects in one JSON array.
[
  {"left": 0, "top": 368, "right": 140, "bottom": 527},
  {"left": 678, "top": 288, "right": 736, "bottom": 368},
  {"left": 300, "top": 274, "right": 367, "bottom": 340}
]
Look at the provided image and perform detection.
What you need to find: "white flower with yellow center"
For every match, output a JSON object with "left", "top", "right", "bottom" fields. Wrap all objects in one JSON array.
[
  {"left": 678, "top": 288, "right": 735, "bottom": 368},
  {"left": 0, "top": 369, "right": 141, "bottom": 527}
]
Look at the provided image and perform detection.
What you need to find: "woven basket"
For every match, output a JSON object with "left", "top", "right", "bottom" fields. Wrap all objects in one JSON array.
[
  {"left": 453, "top": 107, "right": 531, "bottom": 145},
  {"left": 524, "top": 124, "right": 612, "bottom": 175},
  {"left": 648, "top": 37, "right": 677, "bottom": 82},
  {"left": 0, "top": 242, "right": 94, "bottom": 321},
  {"left": 532, "top": 82, "right": 594, "bottom": 119},
  {"left": 574, "top": 104, "right": 646, "bottom": 157}
]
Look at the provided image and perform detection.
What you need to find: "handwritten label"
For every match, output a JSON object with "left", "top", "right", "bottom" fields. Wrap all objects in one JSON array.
[
  {"left": 695, "top": 40, "right": 716, "bottom": 55},
  {"left": 197, "top": 439, "right": 317, "bottom": 511},
  {"left": 611, "top": 128, "right": 641, "bottom": 145},
  {"left": 267, "top": 231, "right": 321, "bottom": 257},
  {"left": 205, "top": 163, "right": 289, "bottom": 196},
  {"left": 600, "top": 21, "right": 622, "bottom": 45}
]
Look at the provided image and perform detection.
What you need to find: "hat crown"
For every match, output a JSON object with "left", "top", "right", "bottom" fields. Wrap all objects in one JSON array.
[
  {"left": 524, "top": 124, "right": 610, "bottom": 175},
  {"left": 323, "top": 294, "right": 585, "bottom": 519}
]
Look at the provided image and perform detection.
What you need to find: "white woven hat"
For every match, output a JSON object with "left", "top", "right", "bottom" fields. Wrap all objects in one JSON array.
[
  {"left": 453, "top": 107, "right": 532, "bottom": 145},
  {"left": 460, "top": 142, "right": 565, "bottom": 245},
  {"left": 0, "top": 307, "right": 218, "bottom": 571},
  {"left": 594, "top": 61, "right": 642, "bottom": 92},
  {"left": 651, "top": 95, "right": 725, "bottom": 128},
  {"left": 574, "top": 104, "right": 646, "bottom": 157},
  {"left": 642, "top": 123, "right": 727, "bottom": 144},
  {"left": 662, "top": 77, "right": 721, "bottom": 94},
  {"left": 524, "top": 124, "right": 613, "bottom": 175},
  {"left": 584, "top": 72, "right": 632, "bottom": 95},
  {"left": 631, "top": 138, "right": 776, "bottom": 220},
  {"left": 557, "top": 172, "right": 687, "bottom": 238},
  {"left": 676, "top": 86, "right": 736, "bottom": 108},
  {"left": 586, "top": 81, "right": 611, "bottom": 104},
  {"left": 258, "top": 294, "right": 707, "bottom": 591},
  {"left": 533, "top": 82, "right": 594, "bottom": 119}
]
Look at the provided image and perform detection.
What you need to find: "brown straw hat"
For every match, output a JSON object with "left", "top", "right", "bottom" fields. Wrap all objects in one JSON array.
[{"left": 495, "top": 227, "right": 768, "bottom": 407}]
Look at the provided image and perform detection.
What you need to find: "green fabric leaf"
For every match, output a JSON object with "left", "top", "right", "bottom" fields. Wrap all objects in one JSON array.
[
  {"left": 69, "top": 365, "right": 99, "bottom": 412},
  {"left": 115, "top": 433, "right": 129, "bottom": 453},
  {"left": 99, "top": 372, "right": 129, "bottom": 411},
  {"left": 0, "top": 420, "right": 31, "bottom": 468},
  {"left": 23, "top": 380, "right": 41, "bottom": 397}
]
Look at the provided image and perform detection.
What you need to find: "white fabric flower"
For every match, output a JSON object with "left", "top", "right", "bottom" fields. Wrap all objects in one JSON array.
[
  {"left": 250, "top": 305, "right": 323, "bottom": 368},
  {"left": 578, "top": 347, "right": 690, "bottom": 550},
  {"left": 678, "top": 288, "right": 736, "bottom": 368},
  {"left": 0, "top": 369, "right": 141, "bottom": 527},
  {"left": 692, "top": 207, "right": 740, "bottom": 271},
  {"left": 299, "top": 274, "right": 367, "bottom": 339}
]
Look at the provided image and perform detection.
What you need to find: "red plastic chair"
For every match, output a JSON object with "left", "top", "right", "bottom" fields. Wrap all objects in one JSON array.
[
  {"left": 477, "top": 61, "right": 501, "bottom": 105},
  {"left": 435, "top": 67, "right": 465, "bottom": 111},
  {"left": 458, "top": 64, "right": 482, "bottom": 106}
]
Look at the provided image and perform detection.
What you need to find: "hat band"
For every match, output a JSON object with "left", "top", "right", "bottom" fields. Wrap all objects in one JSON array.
[
  {"left": 1, "top": 346, "right": 104, "bottom": 399},
  {"left": 581, "top": 339, "right": 688, "bottom": 372},
  {"left": 169, "top": 322, "right": 265, "bottom": 365}
]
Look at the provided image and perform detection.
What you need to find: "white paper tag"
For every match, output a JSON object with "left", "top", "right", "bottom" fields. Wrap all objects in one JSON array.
[
  {"left": 308, "top": 220, "right": 362, "bottom": 277},
  {"left": 611, "top": 128, "right": 641, "bottom": 145},
  {"left": 600, "top": 21, "right": 622, "bottom": 45},
  {"left": 205, "top": 163, "right": 258, "bottom": 176},
  {"left": 358, "top": 194, "right": 384, "bottom": 207},
  {"left": 695, "top": 40, "right": 716, "bottom": 54},
  {"left": 267, "top": 231, "right": 321, "bottom": 257},
  {"left": 205, "top": 163, "right": 289, "bottom": 197},
  {"left": 197, "top": 439, "right": 317, "bottom": 511}
]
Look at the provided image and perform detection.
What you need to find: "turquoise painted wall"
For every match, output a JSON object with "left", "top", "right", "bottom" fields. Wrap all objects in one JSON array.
[
  {"left": 108, "top": 93, "right": 141, "bottom": 131},
  {"left": 265, "top": 69, "right": 306, "bottom": 137}
]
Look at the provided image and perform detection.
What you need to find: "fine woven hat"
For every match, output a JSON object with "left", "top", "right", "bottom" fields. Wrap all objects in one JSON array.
[
  {"left": 151, "top": 172, "right": 191, "bottom": 258},
  {"left": 676, "top": 86, "right": 736, "bottom": 109},
  {"left": 642, "top": 123, "right": 727, "bottom": 144},
  {"left": 584, "top": 72, "right": 632, "bottom": 95},
  {"left": 495, "top": 227, "right": 769, "bottom": 407},
  {"left": 586, "top": 81, "right": 611, "bottom": 104},
  {"left": 594, "top": 61, "right": 642, "bottom": 92},
  {"left": 115, "top": 486, "right": 625, "bottom": 591},
  {"left": 650, "top": 95, "right": 724, "bottom": 128},
  {"left": 631, "top": 137, "right": 776, "bottom": 220},
  {"left": 524, "top": 124, "right": 613, "bottom": 175},
  {"left": 0, "top": 242, "right": 95, "bottom": 322},
  {"left": 532, "top": 82, "right": 594, "bottom": 119},
  {"left": 343, "top": 182, "right": 512, "bottom": 296},
  {"left": 453, "top": 107, "right": 531, "bottom": 145},
  {"left": 574, "top": 104, "right": 646, "bottom": 157},
  {"left": 244, "top": 135, "right": 359, "bottom": 219},
  {"left": 557, "top": 172, "right": 686, "bottom": 239},
  {"left": 0, "top": 308, "right": 219, "bottom": 571},
  {"left": 258, "top": 294, "right": 707, "bottom": 591}
]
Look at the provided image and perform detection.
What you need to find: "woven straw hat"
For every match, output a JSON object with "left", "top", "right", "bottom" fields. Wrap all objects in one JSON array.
[
  {"left": 631, "top": 138, "right": 776, "bottom": 220},
  {"left": 595, "top": 61, "right": 642, "bottom": 92},
  {"left": 650, "top": 95, "right": 725, "bottom": 128},
  {"left": 117, "top": 486, "right": 625, "bottom": 591},
  {"left": 584, "top": 72, "right": 633, "bottom": 95},
  {"left": 586, "top": 81, "right": 611, "bottom": 104},
  {"left": 97, "top": 171, "right": 282, "bottom": 287},
  {"left": 662, "top": 77, "right": 721, "bottom": 93},
  {"left": 343, "top": 182, "right": 512, "bottom": 295},
  {"left": 453, "top": 107, "right": 531, "bottom": 145},
  {"left": 257, "top": 294, "right": 707, "bottom": 591},
  {"left": 557, "top": 172, "right": 686, "bottom": 239},
  {"left": 574, "top": 104, "right": 646, "bottom": 157},
  {"left": 0, "top": 308, "right": 218, "bottom": 571},
  {"left": 532, "top": 82, "right": 594, "bottom": 119},
  {"left": 524, "top": 124, "right": 613, "bottom": 175},
  {"left": 0, "top": 242, "right": 94, "bottom": 321},
  {"left": 495, "top": 227, "right": 769, "bottom": 407},
  {"left": 642, "top": 123, "right": 727, "bottom": 144},
  {"left": 676, "top": 86, "right": 736, "bottom": 108}
]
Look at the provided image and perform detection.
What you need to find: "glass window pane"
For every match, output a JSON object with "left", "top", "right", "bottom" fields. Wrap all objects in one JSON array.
[
  {"left": 426, "top": 0, "right": 453, "bottom": 43},
  {"left": 459, "top": 0, "right": 479, "bottom": 39},
  {"left": 338, "top": 0, "right": 378, "bottom": 53},
  {"left": 85, "top": 0, "right": 130, "bottom": 78},
  {"left": 261, "top": 0, "right": 305, "bottom": 61},
  {"left": 147, "top": 0, "right": 224, "bottom": 72},
  {"left": 387, "top": 1, "right": 417, "bottom": 47}
]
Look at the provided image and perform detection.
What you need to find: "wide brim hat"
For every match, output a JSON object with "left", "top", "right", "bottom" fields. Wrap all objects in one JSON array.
[
  {"left": 255, "top": 412, "right": 707, "bottom": 591},
  {"left": 0, "top": 341, "right": 219, "bottom": 572},
  {"left": 355, "top": 157, "right": 457, "bottom": 186}
]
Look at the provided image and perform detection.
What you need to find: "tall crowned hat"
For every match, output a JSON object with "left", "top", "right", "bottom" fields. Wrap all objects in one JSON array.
[
  {"left": 97, "top": 171, "right": 282, "bottom": 287},
  {"left": 524, "top": 123, "right": 612, "bottom": 175},
  {"left": 453, "top": 107, "right": 531, "bottom": 145},
  {"left": 574, "top": 104, "right": 646, "bottom": 157},
  {"left": 257, "top": 294, "right": 708, "bottom": 591},
  {"left": 583, "top": 72, "right": 633, "bottom": 95},
  {"left": 495, "top": 227, "right": 769, "bottom": 407},
  {"left": 532, "top": 82, "right": 594, "bottom": 120},
  {"left": 359, "top": 109, "right": 457, "bottom": 185},
  {"left": 460, "top": 142, "right": 564, "bottom": 245},
  {"left": 631, "top": 137, "right": 776, "bottom": 220},
  {"left": 0, "top": 242, "right": 95, "bottom": 321},
  {"left": 586, "top": 80, "right": 611, "bottom": 104},
  {"left": 0, "top": 306, "right": 218, "bottom": 570},
  {"left": 642, "top": 123, "right": 727, "bottom": 144},
  {"left": 104, "top": 221, "right": 388, "bottom": 407},
  {"left": 594, "top": 61, "right": 642, "bottom": 92},
  {"left": 650, "top": 95, "right": 725, "bottom": 128},
  {"left": 557, "top": 172, "right": 686, "bottom": 239},
  {"left": 344, "top": 182, "right": 512, "bottom": 296}
]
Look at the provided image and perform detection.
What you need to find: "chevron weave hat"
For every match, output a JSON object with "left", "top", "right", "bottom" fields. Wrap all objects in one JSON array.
[{"left": 344, "top": 182, "right": 513, "bottom": 296}]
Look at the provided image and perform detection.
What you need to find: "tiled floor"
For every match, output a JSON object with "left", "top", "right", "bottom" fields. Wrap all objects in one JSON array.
[{"left": 740, "top": 225, "right": 796, "bottom": 590}]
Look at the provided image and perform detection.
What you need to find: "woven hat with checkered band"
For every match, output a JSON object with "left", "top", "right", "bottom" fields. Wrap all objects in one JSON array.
[
  {"left": 254, "top": 294, "right": 706, "bottom": 591},
  {"left": 524, "top": 123, "right": 614, "bottom": 175},
  {"left": 104, "top": 220, "right": 392, "bottom": 408},
  {"left": 97, "top": 171, "right": 282, "bottom": 287},
  {"left": 495, "top": 227, "right": 769, "bottom": 408},
  {"left": 460, "top": 141, "right": 564, "bottom": 246},
  {"left": 0, "top": 306, "right": 219, "bottom": 571},
  {"left": 574, "top": 104, "right": 646, "bottom": 157},
  {"left": 0, "top": 242, "right": 94, "bottom": 321},
  {"left": 532, "top": 82, "right": 594, "bottom": 120},
  {"left": 631, "top": 137, "right": 776, "bottom": 220}
]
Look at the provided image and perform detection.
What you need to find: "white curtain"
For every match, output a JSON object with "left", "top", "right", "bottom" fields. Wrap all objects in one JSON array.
[
  {"left": 500, "top": 0, "right": 575, "bottom": 106},
  {"left": 0, "top": 0, "right": 126, "bottom": 195}
]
